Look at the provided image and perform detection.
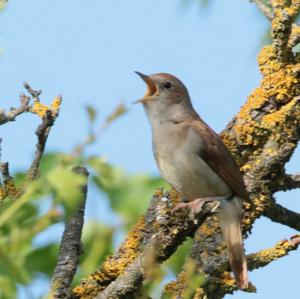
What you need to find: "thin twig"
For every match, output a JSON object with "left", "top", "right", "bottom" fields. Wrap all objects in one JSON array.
[
  {"left": 50, "top": 166, "right": 89, "bottom": 299},
  {"left": 251, "top": 0, "right": 273, "bottom": 20},
  {"left": 23, "top": 81, "right": 42, "bottom": 101},
  {"left": 23, "top": 82, "right": 61, "bottom": 180},
  {"left": 264, "top": 201, "right": 300, "bottom": 231},
  {"left": 0, "top": 93, "right": 31, "bottom": 125},
  {"left": 27, "top": 110, "right": 55, "bottom": 180}
]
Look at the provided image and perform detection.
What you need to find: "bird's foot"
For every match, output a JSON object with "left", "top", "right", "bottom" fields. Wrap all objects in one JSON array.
[{"left": 172, "top": 196, "right": 224, "bottom": 221}]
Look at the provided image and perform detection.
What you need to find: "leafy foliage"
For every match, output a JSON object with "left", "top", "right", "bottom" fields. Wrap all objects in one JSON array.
[{"left": 0, "top": 98, "right": 180, "bottom": 298}]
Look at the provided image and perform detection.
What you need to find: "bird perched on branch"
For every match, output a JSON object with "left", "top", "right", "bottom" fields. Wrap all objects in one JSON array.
[{"left": 135, "top": 72, "right": 249, "bottom": 289}]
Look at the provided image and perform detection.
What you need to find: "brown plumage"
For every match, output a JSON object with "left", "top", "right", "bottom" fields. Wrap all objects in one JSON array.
[
  {"left": 135, "top": 72, "right": 249, "bottom": 289},
  {"left": 191, "top": 118, "right": 249, "bottom": 200}
]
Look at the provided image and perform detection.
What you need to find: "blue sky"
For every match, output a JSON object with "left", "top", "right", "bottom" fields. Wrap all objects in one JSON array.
[{"left": 0, "top": 0, "right": 299, "bottom": 298}]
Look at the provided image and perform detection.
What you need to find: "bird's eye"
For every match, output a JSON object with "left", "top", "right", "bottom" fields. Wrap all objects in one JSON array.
[{"left": 163, "top": 81, "right": 172, "bottom": 89}]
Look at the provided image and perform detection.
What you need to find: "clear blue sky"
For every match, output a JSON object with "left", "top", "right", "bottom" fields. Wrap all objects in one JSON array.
[{"left": 0, "top": 0, "right": 299, "bottom": 298}]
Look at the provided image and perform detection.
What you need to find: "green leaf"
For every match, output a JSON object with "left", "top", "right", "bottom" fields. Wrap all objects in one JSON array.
[
  {"left": 46, "top": 167, "right": 85, "bottom": 215},
  {"left": 25, "top": 244, "right": 59, "bottom": 277},
  {"left": 165, "top": 238, "right": 193, "bottom": 275},
  {"left": 89, "top": 156, "right": 169, "bottom": 225}
]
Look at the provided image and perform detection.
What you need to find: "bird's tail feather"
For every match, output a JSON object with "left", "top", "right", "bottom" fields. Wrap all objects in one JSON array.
[{"left": 218, "top": 196, "right": 248, "bottom": 290}]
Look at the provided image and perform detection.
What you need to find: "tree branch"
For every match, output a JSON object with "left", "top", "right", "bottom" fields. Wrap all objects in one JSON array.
[
  {"left": 73, "top": 191, "right": 220, "bottom": 298},
  {"left": 23, "top": 81, "right": 42, "bottom": 101},
  {"left": 73, "top": 1, "right": 300, "bottom": 297},
  {"left": 288, "top": 24, "right": 300, "bottom": 49},
  {"left": 278, "top": 173, "right": 300, "bottom": 191},
  {"left": 264, "top": 201, "right": 300, "bottom": 231},
  {"left": 248, "top": 234, "right": 300, "bottom": 270},
  {"left": 251, "top": 0, "right": 273, "bottom": 20},
  {"left": 0, "top": 92, "right": 31, "bottom": 125},
  {"left": 27, "top": 110, "right": 55, "bottom": 180},
  {"left": 50, "top": 166, "right": 89, "bottom": 299},
  {"left": 0, "top": 83, "right": 62, "bottom": 201}
]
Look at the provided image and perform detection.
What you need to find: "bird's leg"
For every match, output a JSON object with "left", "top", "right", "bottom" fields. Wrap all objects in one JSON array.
[{"left": 172, "top": 196, "right": 227, "bottom": 220}]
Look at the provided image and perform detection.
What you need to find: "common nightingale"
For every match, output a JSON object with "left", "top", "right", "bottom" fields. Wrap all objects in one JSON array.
[{"left": 135, "top": 72, "right": 248, "bottom": 289}]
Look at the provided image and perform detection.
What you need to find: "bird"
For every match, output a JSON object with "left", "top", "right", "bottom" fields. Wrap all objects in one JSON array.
[{"left": 135, "top": 71, "right": 249, "bottom": 290}]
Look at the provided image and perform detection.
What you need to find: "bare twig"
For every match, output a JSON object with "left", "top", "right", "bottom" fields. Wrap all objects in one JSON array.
[
  {"left": 23, "top": 82, "right": 62, "bottom": 180},
  {"left": 27, "top": 110, "right": 55, "bottom": 180},
  {"left": 264, "top": 201, "right": 300, "bottom": 231},
  {"left": 50, "top": 166, "right": 89, "bottom": 299},
  {"left": 251, "top": 0, "right": 273, "bottom": 20},
  {"left": 73, "top": 103, "right": 127, "bottom": 156},
  {"left": 0, "top": 93, "right": 31, "bottom": 125},
  {"left": 278, "top": 173, "right": 300, "bottom": 191},
  {"left": 23, "top": 81, "right": 42, "bottom": 101}
]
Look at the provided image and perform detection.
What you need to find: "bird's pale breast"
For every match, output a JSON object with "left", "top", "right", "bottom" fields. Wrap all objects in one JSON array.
[{"left": 153, "top": 126, "right": 231, "bottom": 200}]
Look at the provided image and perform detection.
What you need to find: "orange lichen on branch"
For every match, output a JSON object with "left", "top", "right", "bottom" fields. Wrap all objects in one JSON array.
[
  {"left": 248, "top": 234, "right": 300, "bottom": 270},
  {"left": 73, "top": 216, "right": 145, "bottom": 298}
]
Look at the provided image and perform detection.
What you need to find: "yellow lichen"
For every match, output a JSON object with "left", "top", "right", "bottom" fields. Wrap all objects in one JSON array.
[
  {"left": 31, "top": 101, "right": 49, "bottom": 118},
  {"left": 153, "top": 188, "right": 164, "bottom": 197},
  {"left": 0, "top": 186, "right": 7, "bottom": 201},
  {"left": 249, "top": 235, "right": 300, "bottom": 269},
  {"left": 4, "top": 178, "right": 22, "bottom": 199},
  {"left": 219, "top": 271, "right": 235, "bottom": 287},
  {"left": 73, "top": 216, "right": 145, "bottom": 297},
  {"left": 258, "top": 45, "right": 283, "bottom": 75},
  {"left": 240, "top": 164, "right": 252, "bottom": 173},
  {"left": 31, "top": 95, "right": 62, "bottom": 118},
  {"left": 50, "top": 96, "right": 62, "bottom": 116}
]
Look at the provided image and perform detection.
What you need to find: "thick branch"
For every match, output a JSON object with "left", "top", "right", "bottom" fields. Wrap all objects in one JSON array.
[
  {"left": 74, "top": 1, "right": 300, "bottom": 297},
  {"left": 50, "top": 166, "right": 89, "bottom": 299},
  {"left": 73, "top": 191, "right": 220, "bottom": 298},
  {"left": 264, "top": 201, "right": 300, "bottom": 231}
]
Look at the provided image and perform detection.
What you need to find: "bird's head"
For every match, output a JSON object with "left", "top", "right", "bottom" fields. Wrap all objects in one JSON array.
[{"left": 135, "top": 72, "right": 194, "bottom": 124}]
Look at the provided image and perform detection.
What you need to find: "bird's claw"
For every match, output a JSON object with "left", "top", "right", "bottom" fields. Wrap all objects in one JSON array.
[{"left": 172, "top": 197, "right": 222, "bottom": 221}]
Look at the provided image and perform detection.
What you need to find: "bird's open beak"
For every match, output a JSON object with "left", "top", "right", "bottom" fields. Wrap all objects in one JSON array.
[{"left": 133, "top": 71, "right": 157, "bottom": 104}]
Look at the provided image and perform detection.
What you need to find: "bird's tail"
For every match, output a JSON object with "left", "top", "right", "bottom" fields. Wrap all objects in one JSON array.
[{"left": 217, "top": 196, "right": 248, "bottom": 289}]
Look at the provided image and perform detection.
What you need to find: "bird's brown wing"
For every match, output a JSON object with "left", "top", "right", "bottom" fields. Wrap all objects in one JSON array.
[{"left": 190, "top": 118, "right": 248, "bottom": 200}]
